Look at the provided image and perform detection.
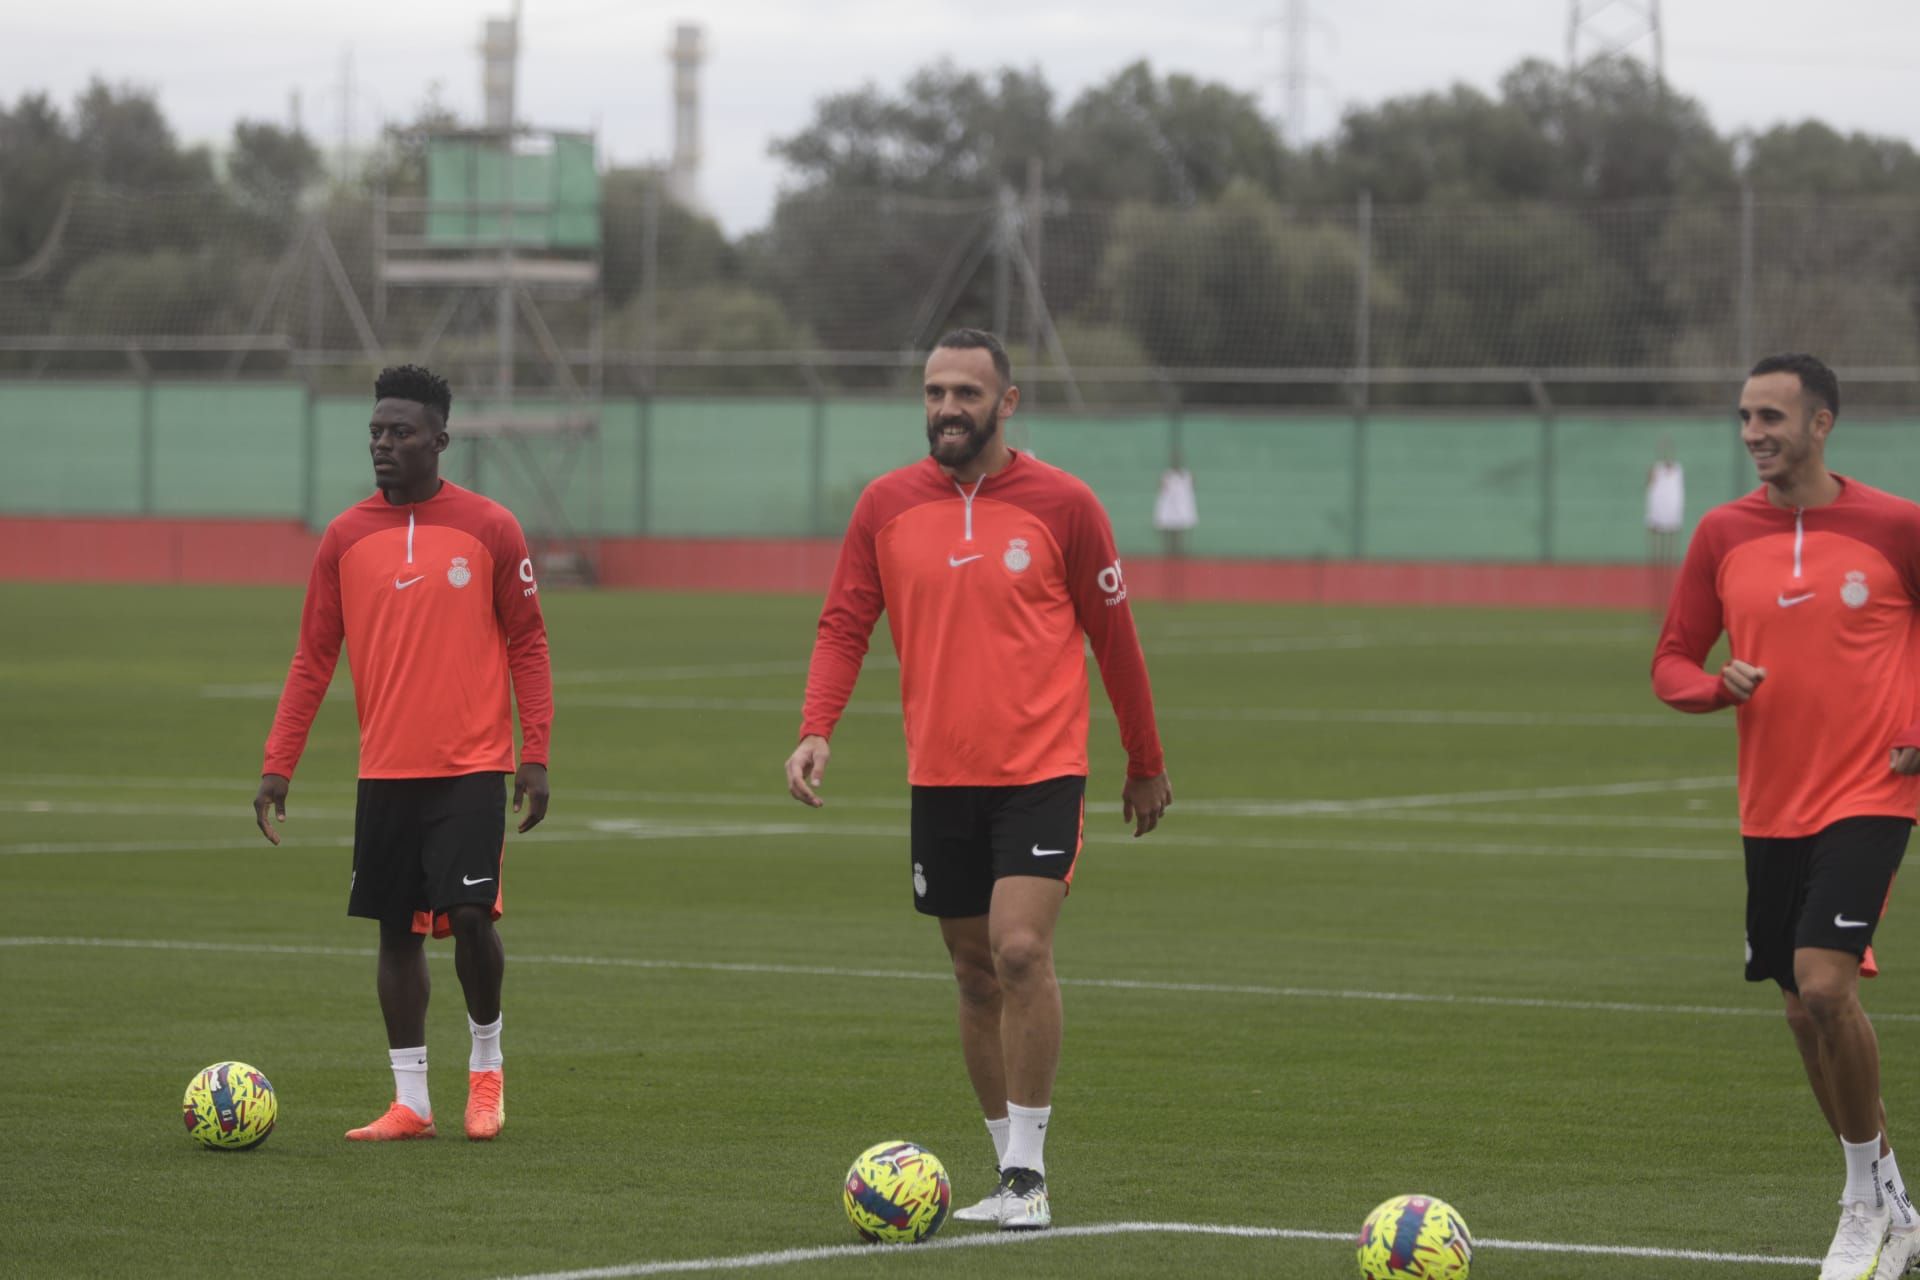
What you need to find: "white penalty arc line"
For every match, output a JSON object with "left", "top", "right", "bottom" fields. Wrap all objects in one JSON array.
[
  {"left": 482, "top": 1220, "right": 1821, "bottom": 1279},
  {"left": 5, "top": 935, "right": 1911, "bottom": 1025}
]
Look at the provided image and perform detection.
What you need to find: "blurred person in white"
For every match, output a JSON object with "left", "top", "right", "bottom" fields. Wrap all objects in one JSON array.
[
  {"left": 1153, "top": 462, "right": 1197, "bottom": 603},
  {"left": 1646, "top": 435, "right": 1685, "bottom": 611}
]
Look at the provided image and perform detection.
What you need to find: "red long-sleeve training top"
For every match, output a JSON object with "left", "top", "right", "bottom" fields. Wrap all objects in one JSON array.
[
  {"left": 263, "top": 481, "right": 552, "bottom": 780},
  {"left": 1652, "top": 476, "right": 1920, "bottom": 837},
  {"left": 802, "top": 451, "right": 1164, "bottom": 787}
]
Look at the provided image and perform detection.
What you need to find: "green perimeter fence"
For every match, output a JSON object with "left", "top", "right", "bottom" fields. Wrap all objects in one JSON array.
[{"left": 3, "top": 381, "right": 1916, "bottom": 561}]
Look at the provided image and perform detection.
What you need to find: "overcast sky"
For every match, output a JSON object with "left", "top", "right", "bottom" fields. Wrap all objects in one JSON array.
[{"left": 6, "top": 0, "right": 1918, "bottom": 236}]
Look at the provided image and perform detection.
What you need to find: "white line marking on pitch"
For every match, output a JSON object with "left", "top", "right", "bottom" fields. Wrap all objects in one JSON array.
[
  {"left": 1348, "top": 808, "right": 1730, "bottom": 831},
  {"left": 580, "top": 819, "right": 1727, "bottom": 862},
  {"left": 1145, "top": 706, "right": 1713, "bottom": 729},
  {"left": 0, "top": 799, "right": 358, "bottom": 820},
  {"left": 0, "top": 777, "right": 1733, "bottom": 831},
  {"left": 199, "top": 628, "right": 1642, "bottom": 703},
  {"left": 4, "top": 936, "right": 1908, "bottom": 1024},
  {"left": 0, "top": 772, "right": 1728, "bottom": 817},
  {"left": 1149, "top": 832, "right": 1726, "bottom": 861},
  {"left": 1149, "top": 624, "right": 1648, "bottom": 656},
  {"left": 1189, "top": 775, "right": 1734, "bottom": 817},
  {"left": 556, "top": 657, "right": 900, "bottom": 686},
  {"left": 479, "top": 1220, "right": 1820, "bottom": 1279},
  {"left": 556, "top": 694, "right": 1717, "bottom": 731},
  {"left": 0, "top": 820, "right": 1725, "bottom": 862}
]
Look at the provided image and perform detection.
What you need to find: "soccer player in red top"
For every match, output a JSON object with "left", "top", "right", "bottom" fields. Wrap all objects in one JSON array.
[
  {"left": 1653, "top": 354, "right": 1920, "bottom": 1280},
  {"left": 786, "top": 329, "right": 1172, "bottom": 1231},
  {"left": 252, "top": 364, "right": 553, "bottom": 1144}
]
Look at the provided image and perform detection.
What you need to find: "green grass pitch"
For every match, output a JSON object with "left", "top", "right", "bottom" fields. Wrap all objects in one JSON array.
[{"left": 0, "top": 582, "right": 1897, "bottom": 1277}]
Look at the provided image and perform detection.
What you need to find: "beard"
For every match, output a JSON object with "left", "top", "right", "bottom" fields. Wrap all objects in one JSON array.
[
  {"left": 926, "top": 408, "right": 1000, "bottom": 469},
  {"left": 1755, "top": 423, "right": 1816, "bottom": 482}
]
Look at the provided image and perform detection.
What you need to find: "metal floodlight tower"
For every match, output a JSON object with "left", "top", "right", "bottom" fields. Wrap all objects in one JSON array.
[
  {"left": 667, "top": 22, "right": 705, "bottom": 211},
  {"left": 1567, "top": 0, "right": 1665, "bottom": 81}
]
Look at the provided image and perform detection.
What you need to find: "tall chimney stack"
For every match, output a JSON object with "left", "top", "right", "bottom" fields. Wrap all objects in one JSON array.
[{"left": 667, "top": 23, "right": 705, "bottom": 210}]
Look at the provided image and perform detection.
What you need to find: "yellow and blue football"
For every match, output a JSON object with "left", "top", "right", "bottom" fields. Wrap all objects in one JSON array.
[
  {"left": 182, "top": 1061, "right": 277, "bottom": 1151},
  {"left": 842, "top": 1140, "right": 950, "bottom": 1244}
]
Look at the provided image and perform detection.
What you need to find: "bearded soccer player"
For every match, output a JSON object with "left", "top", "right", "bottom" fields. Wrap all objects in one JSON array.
[
  {"left": 1653, "top": 354, "right": 1920, "bottom": 1280},
  {"left": 785, "top": 328, "right": 1171, "bottom": 1231},
  {"left": 253, "top": 364, "right": 553, "bottom": 1143}
]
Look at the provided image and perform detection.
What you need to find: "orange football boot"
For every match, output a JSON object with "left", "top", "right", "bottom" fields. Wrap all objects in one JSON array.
[
  {"left": 345, "top": 1102, "right": 436, "bottom": 1141},
  {"left": 465, "top": 1070, "right": 505, "bottom": 1141}
]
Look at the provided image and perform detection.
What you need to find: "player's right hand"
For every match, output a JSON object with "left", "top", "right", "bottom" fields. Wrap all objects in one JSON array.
[
  {"left": 786, "top": 735, "right": 831, "bottom": 808},
  {"left": 1721, "top": 659, "right": 1767, "bottom": 703},
  {"left": 253, "top": 774, "right": 290, "bottom": 845}
]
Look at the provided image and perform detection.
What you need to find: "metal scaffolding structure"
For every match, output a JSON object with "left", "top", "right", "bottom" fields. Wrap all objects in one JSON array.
[{"left": 374, "top": 127, "right": 604, "bottom": 580}]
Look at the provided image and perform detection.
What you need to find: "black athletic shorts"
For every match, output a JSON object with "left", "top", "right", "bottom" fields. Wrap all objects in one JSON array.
[
  {"left": 908, "top": 774, "right": 1086, "bottom": 918},
  {"left": 1743, "top": 815, "right": 1910, "bottom": 992},
  {"left": 349, "top": 773, "right": 507, "bottom": 938}
]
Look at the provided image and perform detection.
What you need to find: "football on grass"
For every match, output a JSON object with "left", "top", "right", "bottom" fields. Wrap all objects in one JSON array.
[
  {"left": 182, "top": 1061, "right": 277, "bottom": 1151},
  {"left": 842, "top": 1140, "right": 950, "bottom": 1243},
  {"left": 1357, "top": 1193, "right": 1473, "bottom": 1279}
]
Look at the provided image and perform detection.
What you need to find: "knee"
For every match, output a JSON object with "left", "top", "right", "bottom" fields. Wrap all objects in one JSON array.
[
  {"left": 950, "top": 949, "right": 1001, "bottom": 1009},
  {"left": 991, "top": 931, "right": 1053, "bottom": 990},
  {"left": 1796, "top": 978, "right": 1859, "bottom": 1029},
  {"left": 445, "top": 905, "right": 493, "bottom": 945},
  {"left": 1783, "top": 1002, "right": 1818, "bottom": 1043}
]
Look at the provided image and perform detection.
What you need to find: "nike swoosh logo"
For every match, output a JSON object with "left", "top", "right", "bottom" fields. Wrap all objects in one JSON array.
[
  {"left": 1031, "top": 845, "right": 1066, "bottom": 858},
  {"left": 463, "top": 875, "right": 494, "bottom": 886},
  {"left": 1777, "top": 592, "right": 1815, "bottom": 607},
  {"left": 395, "top": 576, "right": 424, "bottom": 590},
  {"left": 949, "top": 554, "right": 983, "bottom": 567},
  {"left": 1835, "top": 914, "right": 1870, "bottom": 928}
]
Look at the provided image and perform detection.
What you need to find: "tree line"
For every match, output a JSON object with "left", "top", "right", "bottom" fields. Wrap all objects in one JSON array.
[{"left": 3, "top": 58, "right": 1918, "bottom": 401}]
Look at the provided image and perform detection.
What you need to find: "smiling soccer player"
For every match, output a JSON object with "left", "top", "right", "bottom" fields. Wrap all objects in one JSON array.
[
  {"left": 785, "top": 329, "right": 1171, "bottom": 1231},
  {"left": 1653, "top": 354, "right": 1920, "bottom": 1280}
]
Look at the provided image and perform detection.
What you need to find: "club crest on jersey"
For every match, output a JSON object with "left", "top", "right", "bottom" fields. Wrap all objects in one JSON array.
[
  {"left": 1003, "top": 538, "right": 1032, "bottom": 573},
  {"left": 1842, "top": 571, "right": 1869, "bottom": 608},
  {"left": 447, "top": 556, "right": 472, "bottom": 589}
]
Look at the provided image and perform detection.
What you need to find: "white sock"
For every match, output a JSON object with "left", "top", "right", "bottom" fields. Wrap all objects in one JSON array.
[
  {"left": 1003, "top": 1101, "right": 1051, "bottom": 1177},
  {"left": 1843, "top": 1134, "right": 1883, "bottom": 1208},
  {"left": 469, "top": 1014, "right": 503, "bottom": 1072},
  {"left": 390, "top": 1046, "right": 430, "bottom": 1120},
  {"left": 985, "top": 1115, "right": 1010, "bottom": 1170},
  {"left": 1884, "top": 1150, "right": 1917, "bottom": 1230}
]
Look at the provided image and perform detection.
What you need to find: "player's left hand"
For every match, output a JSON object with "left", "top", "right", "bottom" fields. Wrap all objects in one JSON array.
[
  {"left": 1122, "top": 771, "right": 1172, "bottom": 838},
  {"left": 514, "top": 762, "right": 550, "bottom": 832},
  {"left": 1891, "top": 747, "right": 1920, "bottom": 776},
  {"left": 253, "top": 773, "right": 290, "bottom": 846}
]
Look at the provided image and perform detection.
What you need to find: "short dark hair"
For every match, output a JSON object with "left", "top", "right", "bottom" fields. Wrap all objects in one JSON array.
[
  {"left": 374, "top": 364, "right": 452, "bottom": 423},
  {"left": 935, "top": 328, "right": 1012, "bottom": 389},
  {"left": 1749, "top": 353, "right": 1839, "bottom": 419}
]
